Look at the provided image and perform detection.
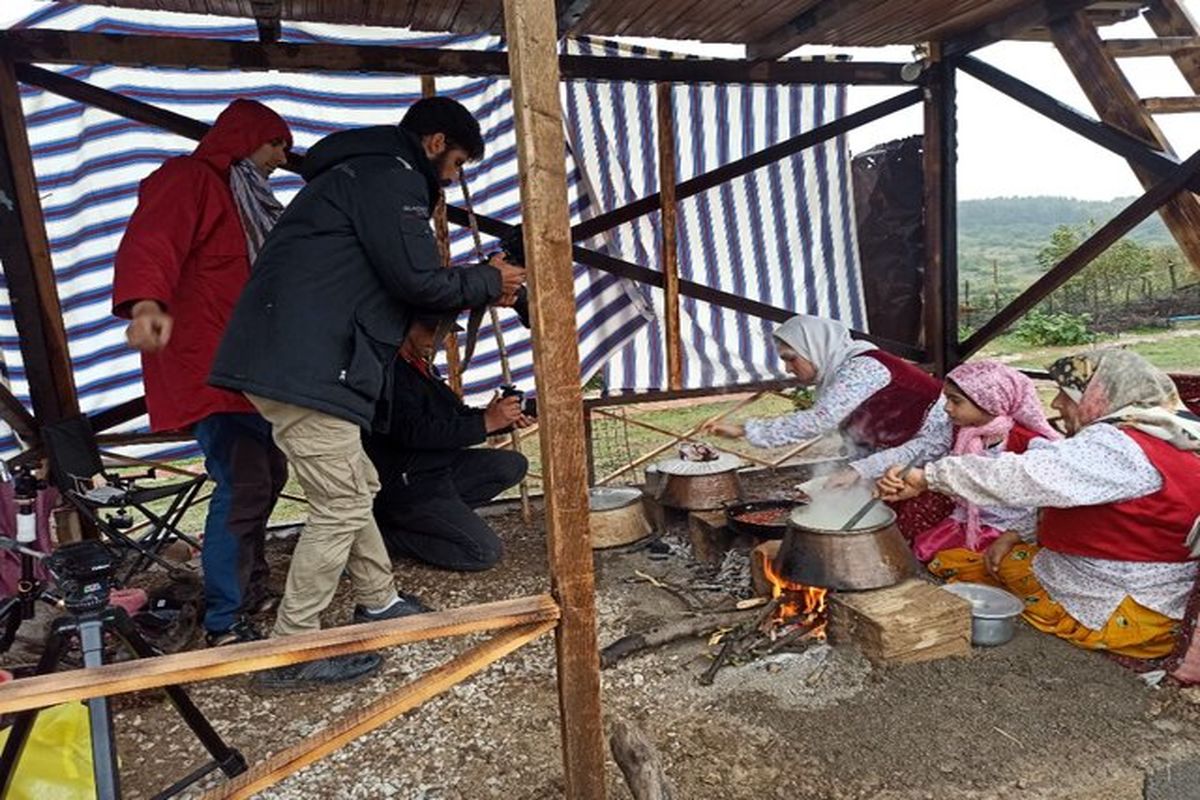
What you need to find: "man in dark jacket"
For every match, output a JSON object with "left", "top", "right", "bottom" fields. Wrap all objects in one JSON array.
[
  {"left": 113, "top": 99, "right": 292, "bottom": 648},
  {"left": 366, "top": 314, "right": 530, "bottom": 571},
  {"left": 211, "top": 98, "right": 525, "bottom": 690}
]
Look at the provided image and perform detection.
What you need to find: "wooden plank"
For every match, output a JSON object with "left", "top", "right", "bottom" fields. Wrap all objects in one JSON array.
[
  {"left": 1106, "top": 35, "right": 1200, "bottom": 57},
  {"left": 1052, "top": 12, "right": 1200, "bottom": 273},
  {"left": 827, "top": 578, "right": 972, "bottom": 665},
  {"left": 201, "top": 621, "right": 556, "bottom": 800},
  {"left": 941, "top": 0, "right": 1097, "bottom": 58},
  {"left": 0, "top": 29, "right": 908, "bottom": 85},
  {"left": 0, "top": 383, "right": 36, "bottom": 443},
  {"left": 570, "top": 88, "right": 922, "bottom": 243},
  {"left": 1144, "top": 0, "right": 1200, "bottom": 94},
  {"left": 249, "top": 0, "right": 282, "bottom": 43},
  {"left": 0, "top": 56, "right": 79, "bottom": 425},
  {"left": 961, "top": 145, "right": 1200, "bottom": 357},
  {"left": 958, "top": 56, "right": 1200, "bottom": 194},
  {"left": 87, "top": 396, "right": 147, "bottom": 433},
  {"left": 501, "top": 1, "right": 607, "bottom": 797},
  {"left": 557, "top": 0, "right": 596, "bottom": 34},
  {"left": 0, "top": 594, "right": 560, "bottom": 714},
  {"left": 1144, "top": 96, "right": 1200, "bottom": 113},
  {"left": 656, "top": 82, "right": 683, "bottom": 391}
]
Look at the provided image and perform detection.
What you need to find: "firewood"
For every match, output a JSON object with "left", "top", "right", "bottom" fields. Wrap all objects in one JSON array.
[
  {"left": 600, "top": 609, "right": 757, "bottom": 669},
  {"left": 610, "top": 719, "right": 676, "bottom": 800},
  {"left": 697, "top": 634, "right": 738, "bottom": 685}
]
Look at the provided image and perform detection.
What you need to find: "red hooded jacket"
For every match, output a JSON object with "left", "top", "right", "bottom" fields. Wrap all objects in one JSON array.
[{"left": 112, "top": 99, "right": 292, "bottom": 431}]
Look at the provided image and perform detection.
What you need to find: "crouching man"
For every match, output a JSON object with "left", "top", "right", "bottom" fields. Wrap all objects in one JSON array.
[{"left": 365, "top": 314, "right": 531, "bottom": 571}]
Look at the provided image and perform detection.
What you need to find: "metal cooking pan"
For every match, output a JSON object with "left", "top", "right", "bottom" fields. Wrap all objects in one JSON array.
[{"left": 724, "top": 497, "right": 807, "bottom": 540}]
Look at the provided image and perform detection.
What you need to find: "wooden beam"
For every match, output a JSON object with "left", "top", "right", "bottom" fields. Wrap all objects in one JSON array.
[
  {"left": 957, "top": 56, "right": 1200, "bottom": 193},
  {"left": 942, "top": 0, "right": 1098, "bottom": 58},
  {"left": 0, "top": 29, "right": 909, "bottom": 85},
  {"left": 0, "top": 56, "right": 79, "bottom": 425},
  {"left": 961, "top": 146, "right": 1200, "bottom": 357},
  {"left": 1105, "top": 36, "right": 1200, "bottom": 57},
  {"left": 556, "top": 0, "right": 594, "bottom": 34},
  {"left": 1144, "top": 0, "right": 1200, "bottom": 94},
  {"left": 583, "top": 379, "right": 798, "bottom": 410},
  {"left": 87, "top": 396, "right": 147, "bottom": 433},
  {"left": 921, "top": 50, "right": 952, "bottom": 376},
  {"left": 656, "top": 82, "right": 683, "bottom": 391},
  {"left": 501, "top": 1, "right": 607, "bottom": 797},
  {"left": 202, "top": 621, "right": 556, "bottom": 800},
  {"left": 571, "top": 88, "right": 923, "bottom": 243},
  {"left": 0, "top": 595, "right": 559, "bottom": 714},
  {"left": 1052, "top": 12, "right": 1200, "bottom": 272},
  {"left": 249, "top": 0, "right": 282, "bottom": 45},
  {"left": 1143, "top": 96, "right": 1200, "bottom": 113}
]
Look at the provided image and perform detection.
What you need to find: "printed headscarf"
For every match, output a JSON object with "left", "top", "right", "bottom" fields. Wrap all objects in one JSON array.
[
  {"left": 772, "top": 315, "right": 876, "bottom": 393},
  {"left": 946, "top": 360, "right": 1062, "bottom": 548},
  {"left": 1048, "top": 349, "right": 1200, "bottom": 452}
]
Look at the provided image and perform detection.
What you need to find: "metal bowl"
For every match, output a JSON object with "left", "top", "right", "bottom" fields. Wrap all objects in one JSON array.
[{"left": 939, "top": 583, "right": 1024, "bottom": 646}]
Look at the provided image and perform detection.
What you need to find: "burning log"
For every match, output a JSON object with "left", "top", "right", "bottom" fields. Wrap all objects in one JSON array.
[
  {"left": 610, "top": 719, "right": 676, "bottom": 800},
  {"left": 601, "top": 608, "right": 759, "bottom": 669}
]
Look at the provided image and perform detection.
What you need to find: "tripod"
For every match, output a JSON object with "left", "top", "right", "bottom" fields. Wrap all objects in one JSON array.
[
  {"left": 0, "top": 544, "right": 246, "bottom": 799},
  {"left": 0, "top": 465, "right": 55, "bottom": 653}
]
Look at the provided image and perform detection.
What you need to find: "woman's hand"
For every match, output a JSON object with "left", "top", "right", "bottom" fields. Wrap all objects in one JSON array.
[
  {"left": 984, "top": 531, "right": 1022, "bottom": 578},
  {"left": 702, "top": 421, "right": 745, "bottom": 439},
  {"left": 823, "top": 468, "right": 861, "bottom": 490},
  {"left": 875, "top": 466, "right": 927, "bottom": 501}
]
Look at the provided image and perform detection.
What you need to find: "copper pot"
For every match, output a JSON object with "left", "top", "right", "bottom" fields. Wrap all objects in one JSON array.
[
  {"left": 647, "top": 468, "right": 743, "bottom": 511},
  {"left": 774, "top": 504, "right": 916, "bottom": 590}
]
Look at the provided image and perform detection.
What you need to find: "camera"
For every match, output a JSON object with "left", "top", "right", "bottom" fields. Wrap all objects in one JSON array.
[
  {"left": 494, "top": 228, "right": 532, "bottom": 329},
  {"left": 499, "top": 384, "right": 537, "bottom": 418},
  {"left": 44, "top": 541, "right": 117, "bottom": 614}
]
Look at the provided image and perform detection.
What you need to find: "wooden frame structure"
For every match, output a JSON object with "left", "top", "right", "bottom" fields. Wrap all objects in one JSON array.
[{"left": 2, "top": 1, "right": 1200, "bottom": 796}]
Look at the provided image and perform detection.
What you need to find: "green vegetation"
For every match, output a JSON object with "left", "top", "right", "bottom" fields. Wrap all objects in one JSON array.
[{"left": 1012, "top": 310, "right": 1095, "bottom": 347}]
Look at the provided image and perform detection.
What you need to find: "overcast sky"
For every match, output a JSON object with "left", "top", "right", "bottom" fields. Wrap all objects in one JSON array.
[{"left": 4, "top": 0, "right": 1199, "bottom": 201}]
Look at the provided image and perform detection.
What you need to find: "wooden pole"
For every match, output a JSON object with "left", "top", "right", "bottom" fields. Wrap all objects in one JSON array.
[
  {"left": 0, "top": 56, "right": 79, "bottom": 424},
  {"left": 501, "top": 0, "right": 606, "bottom": 796},
  {"left": 921, "top": 47, "right": 948, "bottom": 375},
  {"left": 421, "top": 75, "right": 464, "bottom": 395},
  {"left": 458, "top": 172, "right": 533, "bottom": 523},
  {"left": 656, "top": 82, "right": 683, "bottom": 391}
]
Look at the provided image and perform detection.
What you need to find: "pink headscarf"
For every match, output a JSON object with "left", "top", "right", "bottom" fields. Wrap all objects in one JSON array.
[{"left": 946, "top": 360, "right": 1062, "bottom": 548}]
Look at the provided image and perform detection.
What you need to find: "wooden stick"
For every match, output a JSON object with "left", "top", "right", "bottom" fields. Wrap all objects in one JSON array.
[
  {"left": 425, "top": 71, "right": 463, "bottom": 395},
  {"left": 656, "top": 81, "right": 683, "bottom": 392},
  {"left": 697, "top": 635, "right": 738, "bottom": 686},
  {"left": 609, "top": 720, "right": 677, "bottom": 800},
  {"left": 458, "top": 171, "right": 532, "bottom": 523},
  {"left": 0, "top": 595, "right": 559, "bottom": 714},
  {"left": 600, "top": 608, "right": 757, "bottom": 669},
  {"left": 202, "top": 621, "right": 556, "bottom": 800}
]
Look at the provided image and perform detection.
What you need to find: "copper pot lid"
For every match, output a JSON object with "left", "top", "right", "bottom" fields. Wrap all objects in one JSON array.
[{"left": 652, "top": 452, "right": 743, "bottom": 476}]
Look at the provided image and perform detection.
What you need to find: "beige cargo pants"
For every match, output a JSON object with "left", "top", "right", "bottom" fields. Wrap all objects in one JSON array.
[{"left": 248, "top": 395, "right": 396, "bottom": 636}]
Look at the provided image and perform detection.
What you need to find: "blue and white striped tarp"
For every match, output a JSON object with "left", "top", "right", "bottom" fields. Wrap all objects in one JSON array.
[{"left": 0, "top": 4, "right": 864, "bottom": 459}]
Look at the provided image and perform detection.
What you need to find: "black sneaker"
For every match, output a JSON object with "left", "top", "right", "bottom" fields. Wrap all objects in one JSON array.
[
  {"left": 253, "top": 653, "right": 383, "bottom": 692},
  {"left": 205, "top": 618, "right": 264, "bottom": 647},
  {"left": 242, "top": 588, "right": 282, "bottom": 616},
  {"left": 351, "top": 592, "right": 431, "bottom": 624}
]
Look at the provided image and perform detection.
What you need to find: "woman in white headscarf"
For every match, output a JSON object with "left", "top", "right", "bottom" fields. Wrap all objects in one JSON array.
[{"left": 705, "top": 314, "right": 948, "bottom": 471}]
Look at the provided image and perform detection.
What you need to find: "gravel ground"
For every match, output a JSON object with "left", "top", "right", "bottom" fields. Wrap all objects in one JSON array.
[{"left": 5, "top": 467, "right": 1200, "bottom": 799}]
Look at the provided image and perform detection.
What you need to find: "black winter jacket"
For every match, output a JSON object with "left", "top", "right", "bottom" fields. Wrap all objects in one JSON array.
[
  {"left": 363, "top": 357, "right": 487, "bottom": 496},
  {"left": 209, "top": 126, "right": 501, "bottom": 428}
]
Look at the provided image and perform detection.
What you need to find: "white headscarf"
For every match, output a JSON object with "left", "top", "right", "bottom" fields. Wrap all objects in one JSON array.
[{"left": 772, "top": 315, "right": 876, "bottom": 393}]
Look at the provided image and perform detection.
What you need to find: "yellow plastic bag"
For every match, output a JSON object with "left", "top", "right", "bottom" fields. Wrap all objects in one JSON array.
[{"left": 0, "top": 701, "right": 97, "bottom": 799}]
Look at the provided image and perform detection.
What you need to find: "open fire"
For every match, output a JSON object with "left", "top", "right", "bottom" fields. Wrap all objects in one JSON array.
[{"left": 762, "top": 553, "right": 829, "bottom": 640}]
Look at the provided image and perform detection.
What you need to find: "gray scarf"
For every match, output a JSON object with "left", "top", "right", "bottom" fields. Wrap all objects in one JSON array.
[{"left": 229, "top": 158, "right": 284, "bottom": 262}]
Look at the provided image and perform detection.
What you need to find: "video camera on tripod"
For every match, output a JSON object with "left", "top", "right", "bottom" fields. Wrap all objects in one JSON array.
[{"left": 495, "top": 226, "right": 531, "bottom": 329}]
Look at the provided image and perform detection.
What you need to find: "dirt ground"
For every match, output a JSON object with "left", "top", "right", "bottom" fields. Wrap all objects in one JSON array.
[{"left": 5, "top": 467, "right": 1200, "bottom": 800}]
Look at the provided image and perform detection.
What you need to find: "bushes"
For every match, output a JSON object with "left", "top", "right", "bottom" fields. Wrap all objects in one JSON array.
[{"left": 1013, "top": 310, "right": 1096, "bottom": 347}]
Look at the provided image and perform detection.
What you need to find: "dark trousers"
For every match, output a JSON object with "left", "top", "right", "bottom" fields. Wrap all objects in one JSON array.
[
  {"left": 373, "top": 449, "right": 527, "bottom": 572},
  {"left": 193, "top": 413, "right": 288, "bottom": 632}
]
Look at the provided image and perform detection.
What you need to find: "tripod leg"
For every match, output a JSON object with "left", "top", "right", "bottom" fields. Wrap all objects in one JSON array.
[
  {"left": 107, "top": 609, "right": 246, "bottom": 779},
  {"left": 0, "top": 623, "right": 68, "bottom": 796},
  {"left": 79, "top": 618, "right": 121, "bottom": 799},
  {"left": 0, "top": 595, "right": 20, "bottom": 652}
]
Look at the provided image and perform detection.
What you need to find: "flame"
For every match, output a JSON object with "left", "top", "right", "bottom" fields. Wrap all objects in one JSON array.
[{"left": 762, "top": 555, "right": 828, "bottom": 639}]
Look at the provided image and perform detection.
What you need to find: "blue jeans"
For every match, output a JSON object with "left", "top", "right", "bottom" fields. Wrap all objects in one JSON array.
[{"left": 193, "top": 413, "right": 288, "bottom": 633}]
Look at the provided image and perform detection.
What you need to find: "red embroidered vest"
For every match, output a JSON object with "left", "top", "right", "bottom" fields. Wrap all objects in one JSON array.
[
  {"left": 841, "top": 350, "right": 942, "bottom": 449},
  {"left": 1038, "top": 428, "right": 1200, "bottom": 563}
]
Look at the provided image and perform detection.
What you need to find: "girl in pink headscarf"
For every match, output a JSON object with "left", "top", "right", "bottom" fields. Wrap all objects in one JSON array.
[{"left": 912, "top": 361, "right": 1061, "bottom": 579}]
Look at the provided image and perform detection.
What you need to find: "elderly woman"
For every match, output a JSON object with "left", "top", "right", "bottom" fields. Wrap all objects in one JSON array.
[
  {"left": 705, "top": 314, "right": 953, "bottom": 536},
  {"left": 878, "top": 349, "right": 1200, "bottom": 659}
]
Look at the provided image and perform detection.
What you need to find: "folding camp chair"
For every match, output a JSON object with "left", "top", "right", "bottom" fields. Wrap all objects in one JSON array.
[{"left": 41, "top": 415, "right": 207, "bottom": 583}]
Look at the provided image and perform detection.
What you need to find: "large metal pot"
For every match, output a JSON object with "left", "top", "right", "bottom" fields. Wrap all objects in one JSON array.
[
  {"left": 774, "top": 503, "right": 916, "bottom": 590},
  {"left": 646, "top": 459, "right": 743, "bottom": 511}
]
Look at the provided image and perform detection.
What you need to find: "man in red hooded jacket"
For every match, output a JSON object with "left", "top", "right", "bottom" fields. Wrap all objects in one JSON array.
[{"left": 112, "top": 99, "right": 293, "bottom": 647}]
